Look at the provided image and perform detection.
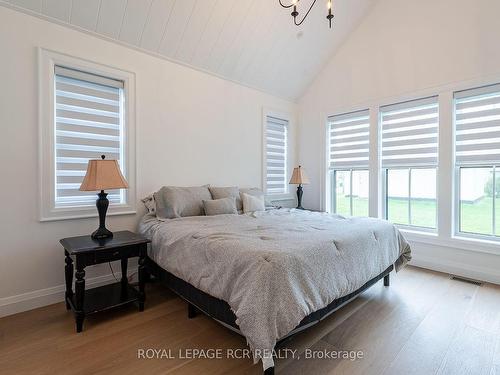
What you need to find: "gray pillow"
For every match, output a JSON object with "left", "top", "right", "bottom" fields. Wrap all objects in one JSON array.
[
  {"left": 203, "top": 197, "right": 238, "bottom": 216},
  {"left": 209, "top": 186, "right": 242, "bottom": 211},
  {"left": 154, "top": 185, "right": 212, "bottom": 219}
]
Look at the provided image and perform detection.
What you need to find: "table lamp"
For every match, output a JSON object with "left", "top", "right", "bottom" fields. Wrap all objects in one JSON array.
[
  {"left": 289, "top": 165, "right": 310, "bottom": 209},
  {"left": 79, "top": 155, "right": 128, "bottom": 239}
]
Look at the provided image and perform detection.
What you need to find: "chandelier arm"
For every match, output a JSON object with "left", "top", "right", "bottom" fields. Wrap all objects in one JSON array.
[
  {"left": 293, "top": 0, "right": 318, "bottom": 26},
  {"left": 279, "top": 0, "right": 296, "bottom": 9}
]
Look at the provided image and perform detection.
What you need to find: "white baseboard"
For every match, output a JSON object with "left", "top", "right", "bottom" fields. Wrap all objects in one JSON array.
[
  {"left": 408, "top": 241, "right": 500, "bottom": 285},
  {"left": 410, "top": 255, "right": 500, "bottom": 285},
  {"left": 0, "top": 267, "right": 138, "bottom": 318}
]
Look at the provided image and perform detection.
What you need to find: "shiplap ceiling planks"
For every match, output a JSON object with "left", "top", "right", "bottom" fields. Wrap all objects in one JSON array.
[
  {"left": 119, "top": 0, "right": 153, "bottom": 46},
  {"left": 96, "top": 0, "right": 127, "bottom": 38},
  {"left": 2, "top": 0, "right": 376, "bottom": 100},
  {"left": 70, "top": 0, "right": 100, "bottom": 30},
  {"left": 139, "top": 0, "right": 175, "bottom": 51}
]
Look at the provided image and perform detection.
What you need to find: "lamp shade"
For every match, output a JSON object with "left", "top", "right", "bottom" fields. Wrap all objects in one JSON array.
[
  {"left": 289, "top": 165, "right": 310, "bottom": 185},
  {"left": 79, "top": 156, "right": 128, "bottom": 191}
]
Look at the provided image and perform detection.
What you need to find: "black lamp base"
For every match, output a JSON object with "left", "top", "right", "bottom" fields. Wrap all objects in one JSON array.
[
  {"left": 91, "top": 190, "right": 113, "bottom": 240},
  {"left": 296, "top": 184, "right": 304, "bottom": 210},
  {"left": 91, "top": 227, "right": 113, "bottom": 240}
]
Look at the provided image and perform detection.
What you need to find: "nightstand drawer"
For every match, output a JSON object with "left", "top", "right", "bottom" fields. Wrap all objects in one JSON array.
[{"left": 94, "top": 245, "right": 138, "bottom": 263}]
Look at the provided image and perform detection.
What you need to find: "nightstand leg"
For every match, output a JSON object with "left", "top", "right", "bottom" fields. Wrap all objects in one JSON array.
[
  {"left": 138, "top": 246, "right": 146, "bottom": 312},
  {"left": 75, "top": 260, "right": 85, "bottom": 333},
  {"left": 65, "top": 252, "right": 73, "bottom": 310}
]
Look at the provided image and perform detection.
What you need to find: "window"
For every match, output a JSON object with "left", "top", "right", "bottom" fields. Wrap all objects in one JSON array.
[
  {"left": 381, "top": 97, "right": 438, "bottom": 229},
  {"left": 385, "top": 168, "right": 437, "bottom": 227},
  {"left": 264, "top": 115, "right": 289, "bottom": 195},
  {"left": 328, "top": 110, "right": 370, "bottom": 216},
  {"left": 455, "top": 84, "right": 500, "bottom": 238},
  {"left": 54, "top": 66, "right": 125, "bottom": 207},
  {"left": 332, "top": 170, "right": 369, "bottom": 216},
  {"left": 39, "top": 50, "right": 135, "bottom": 221}
]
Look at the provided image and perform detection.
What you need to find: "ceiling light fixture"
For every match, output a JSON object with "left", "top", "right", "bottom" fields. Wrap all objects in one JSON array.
[{"left": 279, "top": 0, "right": 334, "bottom": 28}]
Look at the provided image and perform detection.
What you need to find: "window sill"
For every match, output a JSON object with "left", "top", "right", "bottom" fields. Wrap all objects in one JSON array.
[
  {"left": 40, "top": 206, "right": 136, "bottom": 222},
  {"left": 266, "top": 193, "right": 295, "bottom": 202},
  {"left": 398, "top": 226, "right": 437, "bottom": 236},
  {"left": 401, "top": 230, "right": 500, "bottom": 256},
  {"left": 396, "top": 225, "right": 438, "bottom": 238},
  {"left": 449, "top": 234, "right": 500, "bottom": 255}
]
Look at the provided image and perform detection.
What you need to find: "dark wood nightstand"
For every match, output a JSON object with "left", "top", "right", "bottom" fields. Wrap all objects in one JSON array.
[{"left": 60, "top": 231, "right": 150, "bottom": 332}]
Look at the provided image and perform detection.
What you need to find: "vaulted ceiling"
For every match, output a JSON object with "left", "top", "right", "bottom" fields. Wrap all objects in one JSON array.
[{"left": 1, "top": 0, "right": 375, "bottom": 100}]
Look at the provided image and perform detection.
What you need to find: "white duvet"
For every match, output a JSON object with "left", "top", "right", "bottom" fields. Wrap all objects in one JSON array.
[{"left": 139, "top": 209, "right": 411, "bottom": 370}]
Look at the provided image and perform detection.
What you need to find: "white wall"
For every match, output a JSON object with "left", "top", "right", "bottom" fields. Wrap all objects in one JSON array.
[
  {"left": 0, "top": 7, "right": 296, "bottom": 316},
  {"left": 298, "top": 0, "right": 500, "bottom": 284}
]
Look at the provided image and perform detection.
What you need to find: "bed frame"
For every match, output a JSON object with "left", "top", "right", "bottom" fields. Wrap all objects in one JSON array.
[{"left": 145, "top": 256, "right": 393, "bottom": 375}]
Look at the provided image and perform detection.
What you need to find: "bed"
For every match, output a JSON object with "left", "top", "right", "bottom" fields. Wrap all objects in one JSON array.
[{"left": 139, "top": 208, "right": 411, "bottom": 374}]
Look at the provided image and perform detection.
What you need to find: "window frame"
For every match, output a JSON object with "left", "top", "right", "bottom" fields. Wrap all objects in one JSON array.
[
  {"left": 382, "top": 166, "right": 438, "bottom": 232},
  {"left": 39, "top": 48, "right": 136, "bottom": 221},
  {"left": 262, "top": 108, "right": 293, "bottom": 200},
  {"left": 330, "top": 168, "right": 370, "bottom": 216},
  {"left": 326, "top": 109, "right": 371, "bottom": 216},
  {"left": 452, "top": 84, "right": 500, "bottom": 242},
  {"left": 455, "top": 164, "right": 500, "bottom": 241},
  {"left": 379, "top": 96, "right": 439, "bottom": 232}
]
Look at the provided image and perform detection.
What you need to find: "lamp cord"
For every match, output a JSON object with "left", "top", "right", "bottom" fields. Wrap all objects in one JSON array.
[
  {"left": 108, "top": 262, "right": 118, "bottom": 282},
  {"left": 109, "top": 262, "right": 138, "bottom": 284}
]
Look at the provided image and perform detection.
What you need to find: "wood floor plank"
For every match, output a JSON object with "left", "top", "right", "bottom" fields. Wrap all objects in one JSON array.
[
  {"left": 490, "top": 332, "right": 500, "bottom": 375},
  {"left": 280, "top": 267, "right": 450, "bottom": 375},
  {"left": 277, "top": 339, "right": 343, "bottom": 375},
  {"left": 275, "top": 287, "right": 374, "bottom": 369},
  {"left": 318, "top": 289, "right": 423, "bottom": 374},
  {"left": 436, "top": 325, "right": 496, "bottom": 375},
  {"left": 383, "top": 279, "right": 478, "bottom": 375},
  {"left": 465, "top": 283, "right": 500, "bottom": 335}
]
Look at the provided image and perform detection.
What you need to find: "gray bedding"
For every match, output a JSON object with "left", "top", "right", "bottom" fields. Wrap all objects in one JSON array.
[{"left": 139, "top": 209, "right": 411, "bottom": 370}]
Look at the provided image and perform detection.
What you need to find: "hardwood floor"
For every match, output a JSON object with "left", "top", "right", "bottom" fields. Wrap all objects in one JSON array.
[{"left": 1, "top": 266, "right": 500, "bottom": 375}]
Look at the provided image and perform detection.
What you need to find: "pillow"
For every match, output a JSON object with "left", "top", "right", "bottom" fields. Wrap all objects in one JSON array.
[
  {"left": 154, "top": 185, "right": 212, "bottom": 219},
  {"left": 240, "top": 187, "right": 273, "bottom": 208},
  {"left": 141, "top": 194, "right": 156, "bottom": 214},
  {"left": 241, "top": 192, "right": 265, "bottom": 213},
  {"left": 203, "top": 197, "right": 238, "bottom": 216},
  {"left": 209, "top": 186, "right": 242, "bottom": 211},
  {"left": 239, "top": 187, "right": 264, "bottom": 198}
]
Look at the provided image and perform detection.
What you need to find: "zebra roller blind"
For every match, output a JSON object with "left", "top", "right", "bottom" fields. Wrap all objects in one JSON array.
[
  {"left": 54, "top": 66, "right": 125, "bottom": 207},
  {"left": 455, "top": 84, "right": 500, "bottom": 165},
  {"left": 328, "top": 109, "right": 370, "bottom": 169},
  {"left": 380, "top": 96, "right": 439, "bottom": 168},
  {"left": 265, "top": 115, "right": 288, "bottom": 194}
]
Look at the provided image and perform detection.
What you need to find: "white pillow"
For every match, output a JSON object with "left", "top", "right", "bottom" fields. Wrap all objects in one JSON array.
[{"left": 241, "top": 192, "right": 265, "bottom": 213}]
